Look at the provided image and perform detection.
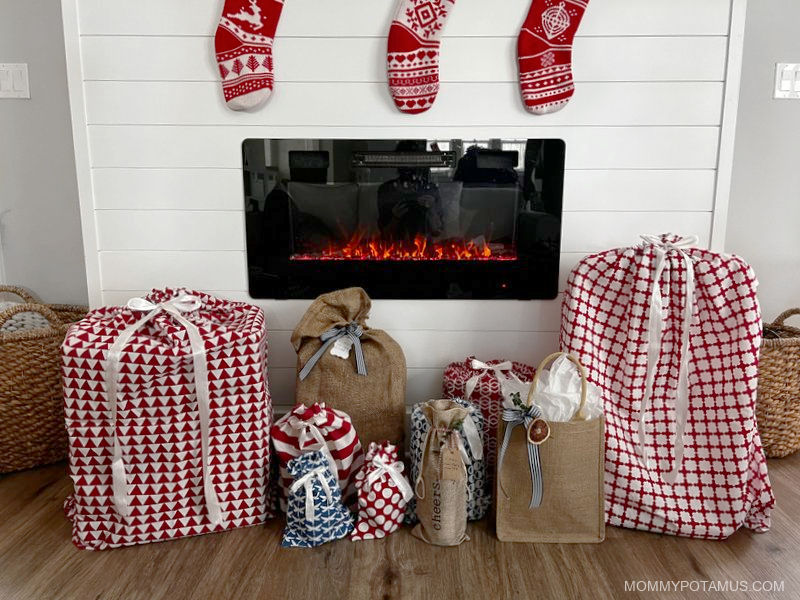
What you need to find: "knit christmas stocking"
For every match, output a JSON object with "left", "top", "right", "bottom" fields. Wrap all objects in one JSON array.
[
  {"left": 386, "top": 0, "right": 456, "bottom": 114},
  {"left": 518, "top": 0, "right": 589, "bottom": 115},
  {"left": 214, "top": 0, "right": 286, "bottom": 111}
]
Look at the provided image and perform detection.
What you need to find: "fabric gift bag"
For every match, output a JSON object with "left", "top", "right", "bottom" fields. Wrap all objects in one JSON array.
[
  {"left": 282, "top": 450, "right": 354, "bottom": 548},
  {"left": 271, "top": 402, "right": 363, "bottom": 510},
  {"left": 495, "top": 353, "right": 605, "bottom": 543},
  {"left": 292, "top": 287, "right": 407, "bottom": 446},
  {"left": 407, "top": 397, "right": 488, "bottom": 522},
  {"left": 351, "top": 441, "right": 413, "bottom": 541},
  {"left": 411, "top": 400, "right": 470, "bottom": 546},
  {"left": 442, "top": 357, "right": 535, "bottom": 487},
  {"left": 561, "top": 234, "right": 775, "bottom": 539},
  {"left": 62, "top": 289, "right": 272, "bottom": 550}
]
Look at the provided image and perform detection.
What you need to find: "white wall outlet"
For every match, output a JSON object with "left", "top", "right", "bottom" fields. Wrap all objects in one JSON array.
[
  {"left": 774, "top": 63, "right": 800, "bottom": 99},
  {"left": 0, "top": 63, "right": 30, "bottom": 99}
]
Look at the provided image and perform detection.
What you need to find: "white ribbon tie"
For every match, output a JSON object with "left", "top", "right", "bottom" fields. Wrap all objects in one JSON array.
[
  {"left": 637, "top": 235, "right": 697, "bottom": 485},
  {"left": 287, "top": 413, "right": 339, "bottom": 482},
  {"left": 105, "top": 294, "right": 223, "bottom": 525},
  {"left": 290, "top": 465, "right": 334, "bottom": 523},
  {"left": 464, "top": 359, "right": 513, "bottom": 402},
  {"left": 367, "top": 456, "right": 414, "bottom": 503}
]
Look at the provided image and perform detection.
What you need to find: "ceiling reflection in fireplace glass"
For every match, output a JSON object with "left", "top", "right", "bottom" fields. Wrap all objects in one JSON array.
[{"left": 243, "top": 138, "right": 564, "bottom": 300}]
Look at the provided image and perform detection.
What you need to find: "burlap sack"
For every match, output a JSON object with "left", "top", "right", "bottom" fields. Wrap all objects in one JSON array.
[
  {"left": 292, "top": 287, "right": 406, "bottom": 446},
  {"left": 495, "top": 353, "right": 605, "bottom": 543},
  {"left": 411, "top": 400, "right": 469, "bottom": 546}
]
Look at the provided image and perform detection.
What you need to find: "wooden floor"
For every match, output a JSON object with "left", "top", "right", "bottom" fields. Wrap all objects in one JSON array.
[{"left": 1, "top": 456, "right": 799, "bottom": 600}]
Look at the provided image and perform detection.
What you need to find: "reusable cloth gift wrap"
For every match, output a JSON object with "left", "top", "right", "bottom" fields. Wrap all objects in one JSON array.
[
  {"left": 282, "top": 450, "right": 354, "bottom": 548},
  {"left": 495, "top": 353, "right": 605, "bottom": 544},
  {"left": 292, "top": 287, "right": 406, "bottom": 446},
  {"left": 407, "top": 397, "right": 488, "bottom": 523},
  {"left": 351, "top": 441, "right": 413, "bottom": 541},
  {"left": 62, "top": 289, "right": 272, "bottom": 550},
  {"left": 562, "top": 234, "right": 774, "bottom": 538},
  {"left": 411, "top": 400, "right": 470, "bottom": 547}
]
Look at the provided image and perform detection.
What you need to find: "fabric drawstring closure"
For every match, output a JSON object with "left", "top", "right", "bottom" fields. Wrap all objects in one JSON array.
[
  {"left": 457, "top": 409, "right": 484, "bottom": 464},
  {"left": 286, "top": 413, "right": 339, "bottom": 481},
  {"left": 290, "top": 465, "right": 334, "bottom": 523},
  {"left": 497, "top": 405, "right": 545, "bottom": 509},
  {"left": 105, "top": 294, "right": 223, "bottom": 525},
  {"left": 367, "top": 456, "right": 414, "bottom": 503},
  {"left": 637, "top": 234, "right": 698, "bottom": 485},
  {"left": 298, "top": 322, "right": 367, "bottom": 380},
  {"left": 414, "top": 426, "right": 469, "bottom": 502},
  {"left": 464, "top": 359, "right": 513, "bottom": 402}
]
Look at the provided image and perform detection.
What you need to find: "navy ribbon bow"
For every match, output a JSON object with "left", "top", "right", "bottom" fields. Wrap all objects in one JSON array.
[
  {"left": 298, "top": 322, "right": 367, "bottom": 380},
  {"left": 497, "top": 405, "right": 544, "bottom": 509}
]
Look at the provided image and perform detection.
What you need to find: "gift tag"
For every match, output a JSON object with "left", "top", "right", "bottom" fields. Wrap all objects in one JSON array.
[
  {"left": 440, "top": 439, "right": 463, "bottom": 481},
  {"left": 330, "top": 337, "right": 354, "bottom": 359}
]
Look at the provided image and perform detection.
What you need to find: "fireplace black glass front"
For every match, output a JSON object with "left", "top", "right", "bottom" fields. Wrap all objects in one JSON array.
[{"left": 243, "top": 138, "right": 564, "bottom": 300}]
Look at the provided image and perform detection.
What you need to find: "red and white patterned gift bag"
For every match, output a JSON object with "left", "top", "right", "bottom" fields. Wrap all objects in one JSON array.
[
  {"left": 62, "top": 289, "right": 273, "bottom": 550},
  {"left": 271, "top": 402, "right": 363, "bottom": 510},
  {"left": 561, "top": 234, "right": 774, "bottom": 539},
  {"left": 442, "top": 357, "right": 535, "bottom": 485},
  {"left": 351, "top": 441, "right": 412, "bottom": 541}
]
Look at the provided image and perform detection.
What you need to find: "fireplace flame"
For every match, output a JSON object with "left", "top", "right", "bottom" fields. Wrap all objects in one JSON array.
[{"left": 291, "top": 233, "right": 515, "bottom": 261}]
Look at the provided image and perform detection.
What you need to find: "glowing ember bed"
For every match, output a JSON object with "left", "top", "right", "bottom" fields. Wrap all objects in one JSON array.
[{"left": 243, "top": 138, "right": 564, "bottom": 299}]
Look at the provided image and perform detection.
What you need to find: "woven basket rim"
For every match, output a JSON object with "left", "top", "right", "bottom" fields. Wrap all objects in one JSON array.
[
  {"left": 761, "top": 335, "right": 800, "bottom": 349},
  {"left": 0, "top": 303, "right": 87, "bottom": 343},
  {"left": 0, "top": 321, "right": 74, "bottom": 343}
]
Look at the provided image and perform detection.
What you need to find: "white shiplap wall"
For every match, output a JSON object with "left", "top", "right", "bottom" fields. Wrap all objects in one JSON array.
[{"left": 61, "top": 0, "right": 746, "bottom": 410}]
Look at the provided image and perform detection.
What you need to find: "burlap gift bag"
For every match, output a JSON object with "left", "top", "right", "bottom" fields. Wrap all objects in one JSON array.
[
  {"left": 292, "top": 287, "right": 406, "bottom": 446},
  {"left": 496, "top": 353, "right": 605, "bottom": 543},
  {"left": 412, "top": 400, "right": 470, "bottom": 546}
]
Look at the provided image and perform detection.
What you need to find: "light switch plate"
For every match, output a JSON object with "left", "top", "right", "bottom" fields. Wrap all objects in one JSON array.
[
  {"left": 0, "top": 63, "right": 30, "bottom": 98},
  {"left": 774, "top": 63, "right": 800, "bottom": 99}
]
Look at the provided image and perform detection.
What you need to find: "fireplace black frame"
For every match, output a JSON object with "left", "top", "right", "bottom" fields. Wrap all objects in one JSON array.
[{"left": 244, "top": 138, "right": 564, "bottom": 300}]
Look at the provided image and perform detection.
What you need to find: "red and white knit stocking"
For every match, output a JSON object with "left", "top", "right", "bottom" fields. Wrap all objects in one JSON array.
[
  {"left": 386, "top": 0, "right": 456, "bottom": 114},
  {"left": 214, "top": 0, "right": 285, "bottom": 111},
  {"left": 518, "top": 0, "right": 589, "bottom": 115}
]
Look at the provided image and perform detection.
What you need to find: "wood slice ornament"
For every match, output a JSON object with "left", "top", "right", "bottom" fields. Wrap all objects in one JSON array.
[{"left": 527, "top": 418, "right": 551, "bottom": 445}]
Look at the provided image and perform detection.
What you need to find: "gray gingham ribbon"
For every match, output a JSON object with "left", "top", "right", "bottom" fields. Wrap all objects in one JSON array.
[
  {"left": 298, "top": 322, "right": 367, "bottom": 380},
  {"left": 497, "top": 405, "right": 543, "bottom": 509}
]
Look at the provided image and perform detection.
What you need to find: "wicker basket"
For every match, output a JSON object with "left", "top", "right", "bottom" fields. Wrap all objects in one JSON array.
[
  {"left": 756, "top": 308, "right": 800, "bottom": 458},
  {"left": 0, "top": 286, "right": 88, "bottom": 472}
]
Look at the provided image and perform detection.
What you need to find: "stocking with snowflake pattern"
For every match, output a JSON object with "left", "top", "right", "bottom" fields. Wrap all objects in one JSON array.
[
  {"left": 386, "top": 0, "right": 456, "bottom": 114},
  {"left": 517, "top": 0, "right": 589, "bottom": 115},
  {"left": 214, "top": 0, "right": 286, "bottom": 111}
]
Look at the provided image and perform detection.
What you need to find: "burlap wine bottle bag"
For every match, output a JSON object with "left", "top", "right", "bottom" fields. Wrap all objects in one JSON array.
[
  {"left": 292, "top": 287, "right": 407, "bottom": 446},
  {"left": 412, "top": 400, "right": 470, "bottom": 546}
]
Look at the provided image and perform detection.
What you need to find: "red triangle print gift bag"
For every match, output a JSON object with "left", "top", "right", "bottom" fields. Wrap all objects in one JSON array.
[
  {"left": 561, "top": 234, "right": 774, "bottom": 539},
  {"left": 62, "top": 289, "right": 273, "bottom": 550}
]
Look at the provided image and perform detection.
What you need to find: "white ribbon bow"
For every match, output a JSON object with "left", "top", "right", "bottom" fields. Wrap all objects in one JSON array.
[
  {"left": 464, "top": 359, "right": 513, "bottom": 402},
  {"left": 105, "top": 294, "right": 223, "bottom": 525},
  {"left": 290, "top": 465, "right": 334, "bottom": 523},
  {"left": 366, "top": 456, "right": 414, "bottom": 503},
  {"left": 638, "top": 235, "right": 697, "bottom": 485},
  {"left": 287, "top": 413, "right": 339, "bottom": 483}
]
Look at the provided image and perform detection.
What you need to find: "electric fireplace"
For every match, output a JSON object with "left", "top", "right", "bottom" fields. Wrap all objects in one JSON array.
[{"left": 243, "top": 138, "right": 564, "bottom": 299}]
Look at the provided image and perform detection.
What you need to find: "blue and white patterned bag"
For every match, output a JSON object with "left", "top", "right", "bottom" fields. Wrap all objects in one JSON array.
[
  {"left": 282, "top": 451, "right": 354, "bottom": 548},
  {"left": 406, "top": 397, "right": 489, "bottom": 522}
]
